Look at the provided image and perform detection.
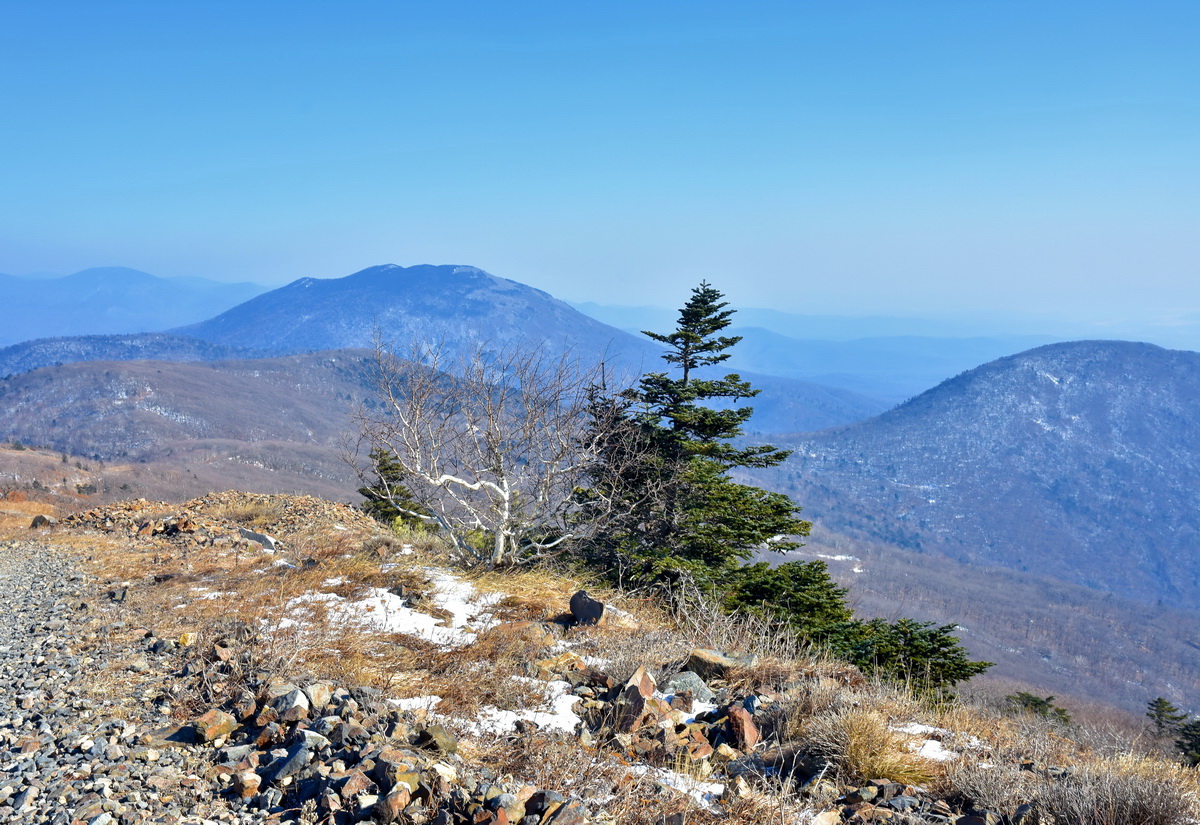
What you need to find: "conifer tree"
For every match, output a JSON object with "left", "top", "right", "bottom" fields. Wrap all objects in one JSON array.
[
  {"left": 581, "top": 282, "right": 992, "bottom": 693},
  {"left": 1147, "top": 697, "right": 1187, "bottom": 737},
  {"left": 586, "top": 281, "right": 809, "bottom": 587},
  {"left": 1176, "top": 718, "right": 1200, "bottom": 766},
  {"left": 357, "top": 448, "right": 428, "bottom": 529}
]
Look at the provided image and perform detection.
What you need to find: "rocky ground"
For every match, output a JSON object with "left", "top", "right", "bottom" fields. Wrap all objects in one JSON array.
[
  {"left": 0, "top": 539, "right": 239, "bottom": 824},
  {"left": 3, "top": 493, "right": 1196, "bottom": 825}
]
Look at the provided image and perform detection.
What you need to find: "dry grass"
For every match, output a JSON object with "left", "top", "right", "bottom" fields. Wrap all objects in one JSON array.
[
  {"left": 476, "top": 732, "right": 816, "bottom": 825},
  {"left": 30, "top": 494, "right": 1200, "bottom": 825},
  {"left": 204, "top": 497, "right": 284, "bottom": 528},
  {"left": 0, "top": 493, "right": 57, "bottom": 532},
  {"left": 936, "top": 753, "right": 1200, "bottom": 825},
  {"left": 1034, "top": 754, "right": 1200, "bottom": 825},
  {"left": 792, "top": 704, "right": 938, "bottom": 786}
]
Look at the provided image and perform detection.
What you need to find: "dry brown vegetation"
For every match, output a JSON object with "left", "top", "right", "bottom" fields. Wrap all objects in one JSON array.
[{"left": 8, "top": 492, "right": 1200, "bottom": 824}]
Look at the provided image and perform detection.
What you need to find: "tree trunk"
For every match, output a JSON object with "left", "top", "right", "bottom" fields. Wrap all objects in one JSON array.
[{"left": 490, "top": 530, "right": 507, "bottom": 567}]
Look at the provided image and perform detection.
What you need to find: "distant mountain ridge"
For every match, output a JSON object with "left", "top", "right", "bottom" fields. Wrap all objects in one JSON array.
[
  {"left": 759, "top": 340, "right": 1200, "bottom": 608},
  {"left": 176, "top": 264, "right": 655, "bottom": 363},
  {"left": 173, "top": 263, "right": 890, "bottom": 433},
  {"left": 0, "top": 334, "right": 261, "bottom": 378},
  {"left": 0, "top": 267, "right": 267, "bottom": 346}
]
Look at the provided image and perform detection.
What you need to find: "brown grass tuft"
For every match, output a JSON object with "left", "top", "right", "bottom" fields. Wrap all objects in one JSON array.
[{"left": 793, "top": 705, "right": 937, "bottom": 786}]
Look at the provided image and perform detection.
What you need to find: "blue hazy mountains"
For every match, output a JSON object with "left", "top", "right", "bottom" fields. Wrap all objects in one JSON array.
[
  {"left": 0, "top": 267, "right": 266, "bottom": 346},
  {"left": 172, "top": 264, "right": 889, "bottom": 434},
  {"left": 763, "top": 340, "right": 1200, "bottom": 608},
  {"left": 176, "top": 264, "right": 659, "bottom": 363}
]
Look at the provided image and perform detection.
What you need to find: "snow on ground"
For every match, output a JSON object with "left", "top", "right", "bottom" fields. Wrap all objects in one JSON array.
[
  {"left": 279, "top": 567, "right": 502, "bottom": 647},
  {"left": 626, "top": 765, "right": 724, "bottom": 809},
  {"left": 470, "top": 679, "right": 583, "bottom": 736},
  {"left": 891, "top": 722, "right": 983, "bottom": 762},
  {"left": 390, "top": 695, "right": 444, "bottom": 712}
]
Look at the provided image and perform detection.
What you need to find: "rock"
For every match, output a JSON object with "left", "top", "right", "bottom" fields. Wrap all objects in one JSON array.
[
  {"left": 614, "top": 666, "right": 671, "bottom": 733},
  {"left": 727, "top": 704, "right": 762, "bottom": 749},
  {"left": 232, "top": 770, "right": 261, "bottom": 799},
  {"left": 266, "top": 737, "right": 316, "bottom": 782},
  {"left": 374, "top": 786, "right": 411, "bottom": 822},
  {"left": 302, "top": 680, "right": 334, "bottom": 712},
  {"left": 685, "top": 648, "right": 759, "bottom": 681},
  {"left": 569, "top": 590, "right": 606, "bottom": 625},
  {"left": 1011, "top": 803, "right": 1036, "bottom": 825},
  {"left": 417, "top": 723, "right": 458, "bottom": 754},
  {"left": 29, "top": 514, "right": 56, "bottom": 528},
  {"left": 269, "top": 686, "right": 311, "bottom": 722},
  {"left": 567, "top": 589, "right": 639, "bottom": 630},
  {"left": 194, "top": 708, "right": 238, "bottom": 743},
  {"left": 663, "top": 671, "right": 716, "bottom": 704},
  {"left": 533, "top": 651, "right": 587, "bottom": 680},
  {"left": 544, "top": 799, "right": 589, "bottom": 824},
  {"left": 237, "top": 526, "right": 279, "bottom": 552}
]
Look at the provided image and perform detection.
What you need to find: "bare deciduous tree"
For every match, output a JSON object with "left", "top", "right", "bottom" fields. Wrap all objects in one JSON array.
[{"left": 352, "top": 337, "right": 635, "bottom": 566}]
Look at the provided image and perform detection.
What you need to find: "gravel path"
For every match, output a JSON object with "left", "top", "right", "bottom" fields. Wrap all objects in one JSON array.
[{"left": 0, "top": 540, "right": 238, "bottom": 824}]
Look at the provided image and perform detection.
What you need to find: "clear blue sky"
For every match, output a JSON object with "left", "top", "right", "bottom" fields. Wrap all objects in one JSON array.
[{"left": 2, "top": 1, "right": 1197, "bottom": 328}]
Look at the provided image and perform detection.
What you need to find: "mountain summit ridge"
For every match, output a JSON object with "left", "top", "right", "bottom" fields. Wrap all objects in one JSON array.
[{"left": 766, "top": 339, "right": 1200, "bottom": 608}]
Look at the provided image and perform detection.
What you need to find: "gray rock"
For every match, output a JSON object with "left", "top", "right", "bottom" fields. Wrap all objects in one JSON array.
[
  {"left": 237, "top": 526, "right": 279, "bottom": 552},
  {"left": 663, "top": 671, "right": 716, "bottom": 704}
]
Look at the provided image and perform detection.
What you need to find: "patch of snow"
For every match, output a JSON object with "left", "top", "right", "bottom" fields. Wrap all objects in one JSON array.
[
  {"left": 470, "top": 679, "right": 582, "bottom": 736},
  {"left": 892, "top": 722, "right": 980, "bottom": 760},
  {"left": 894, "top": 723, "right": 943, "bottom": 736},
  {"left": 626, "top": 765, "right": 724, "bottom": 810},
  {"left": 813, "top": 553, "right": 859, "bottom": 563},
  {"left": 282, "top": 568, "right": 501, "bottom": 648},
  {"left": 390, "top": 695, "right": 443, "bottom": 711},
  {"left": 914, "top": 739, "right": 957, "bottom": 762}
]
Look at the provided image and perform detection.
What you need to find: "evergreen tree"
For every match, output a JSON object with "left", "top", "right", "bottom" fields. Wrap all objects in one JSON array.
[
  {"left": 835, "top": 618, "right": 992, "bottom": 694},
  {"left": 1147, "top": 697, "right": 1187, "bottom": 738},
  {"left": 585, "top": 281, "right": 809, "bottom": 587},
  {"left": 1004, "top": 691, "right": 1072, "bottom": 725},
  {"left": 357, "top": 448, "right": 429, "bottom": 529},
  {"left": 1176, "top": 718, "right": 1200, "bottom": 766},
  {"left": 722, "top": 560, "right": 853, "bottom": 641},
  {"left": 580, "top": 282, "right": 992, "bottom": 694}
]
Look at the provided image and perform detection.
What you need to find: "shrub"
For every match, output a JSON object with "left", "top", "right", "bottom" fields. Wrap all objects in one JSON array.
[
  {"left": 794, "top": 705, "right": 935, "bottom": 786},
  {"left": 1033, "top": 756, "right": 1199, "bottom": 825},
  {"left": 1007, "top": 691, "right": 1072, "bottom": 726}
]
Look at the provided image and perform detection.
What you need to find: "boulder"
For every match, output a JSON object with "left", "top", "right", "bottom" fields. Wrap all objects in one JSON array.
[
  {"left": 727, "top": 704, "right": 761, "bottom": 750},
  {"left": 686, "top": 648, "right": 759, "bottom": 681},
  {"left": 568, "top": 590, "right": 639, "bottom": 630},
  {"left": 664, "top": 670, "right": 716, "bottom": 704},
  {"left": 193, "top": 709, "right": 238, "bottom": 743}
]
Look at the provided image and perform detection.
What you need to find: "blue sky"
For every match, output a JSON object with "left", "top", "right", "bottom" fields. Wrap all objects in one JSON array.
[{"left": 2, "top": 1, "right": 1197, "bottom": 330}]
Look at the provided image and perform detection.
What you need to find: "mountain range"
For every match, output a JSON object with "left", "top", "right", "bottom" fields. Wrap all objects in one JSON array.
[
  {"left": 757, "top": 340, "right": 1200, "bottom": 609},
  {"left": 0, "top": 267, "right": 266, "bottom": 346},
  {"left": 2, "top": 262, "right": 1199, "bottom": 712}
]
